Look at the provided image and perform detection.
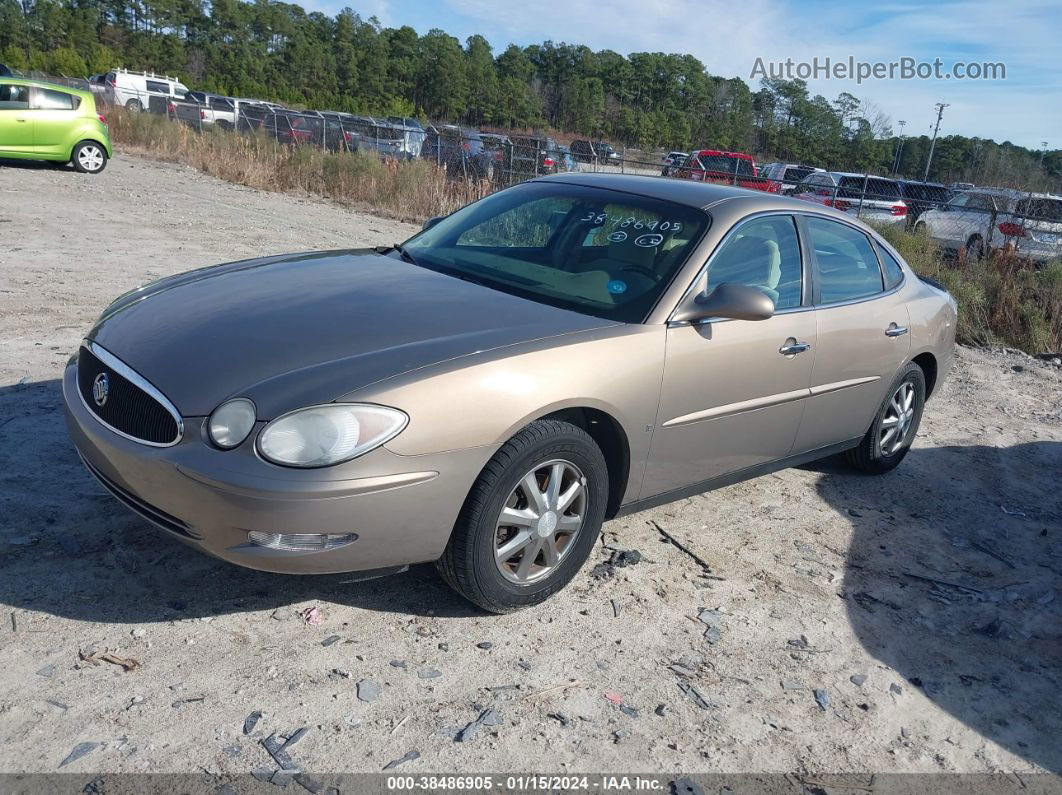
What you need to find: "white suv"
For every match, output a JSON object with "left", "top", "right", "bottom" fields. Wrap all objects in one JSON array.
[
  {"left": 914, "top": 188, "right": 1062, "bottom": 264},
  {"left": 793, "top": 171, "right": 908, "bottom": 225},
  {"left": 104, "top": 69, "right": 189, "bottom": 112}
]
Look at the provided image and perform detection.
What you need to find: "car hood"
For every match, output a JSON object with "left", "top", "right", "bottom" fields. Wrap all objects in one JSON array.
[{"left": 88, "top": 249, "right": 616, "bottom": 418}]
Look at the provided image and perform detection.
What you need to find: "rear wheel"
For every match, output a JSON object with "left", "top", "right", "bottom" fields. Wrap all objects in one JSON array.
[
  {"left": 844, "top": 362, "right": 926, "bottom": 474},
  {"left": 436, "top": 420, "right": 608, "bottom": 613},
  {"left": 126, "top": 98, "right": 142, "bottom": 112},
  {"left": 71, "top": 141, "right": 108, "bottom": 174}
]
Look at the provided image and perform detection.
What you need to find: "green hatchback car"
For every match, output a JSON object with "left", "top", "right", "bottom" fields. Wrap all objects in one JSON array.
[{"left": 0, "top": 78, "right": 112, "bottom": 174}]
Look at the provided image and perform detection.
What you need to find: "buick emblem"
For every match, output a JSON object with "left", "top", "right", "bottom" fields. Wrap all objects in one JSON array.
[{"left": 92, "top": 372, "right": 109, "bottom": 407}]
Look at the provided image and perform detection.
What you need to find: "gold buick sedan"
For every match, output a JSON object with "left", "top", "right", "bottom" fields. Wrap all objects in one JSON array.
[{"left": 64, "top": 173, "right": 956, "bottom": 612}]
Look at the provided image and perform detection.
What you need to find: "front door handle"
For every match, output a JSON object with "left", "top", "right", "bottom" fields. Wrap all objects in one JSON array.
[
  {"left": 779, "top": 341, "right": 812, "bottom": 356},
  {"left": 885, "top": 325, "right": 909, "bottom": 337}
]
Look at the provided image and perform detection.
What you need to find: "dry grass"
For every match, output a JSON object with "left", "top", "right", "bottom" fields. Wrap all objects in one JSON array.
[
  {"left": 878, "top": 224, "right": 1062, "bottom": 354},
  {"left": 109, "top": 109, "right": 1062, "bottom": 355},
  {"left": 107, "top": 108, "right": 491, "bottom": 223}
]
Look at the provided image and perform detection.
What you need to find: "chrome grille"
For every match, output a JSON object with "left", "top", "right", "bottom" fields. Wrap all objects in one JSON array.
[{"left": 77, "top": 342, "right": 182, "bottom": 446}]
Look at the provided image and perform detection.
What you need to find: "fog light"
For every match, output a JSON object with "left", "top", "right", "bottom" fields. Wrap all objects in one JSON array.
[{"left": 247, "top": 532, "right": 358, "bottom": 551}]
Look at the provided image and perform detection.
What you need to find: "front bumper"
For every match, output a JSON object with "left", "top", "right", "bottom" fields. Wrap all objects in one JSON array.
[{"left": 62, "top": 358, "right": 491, "bottom": 574}]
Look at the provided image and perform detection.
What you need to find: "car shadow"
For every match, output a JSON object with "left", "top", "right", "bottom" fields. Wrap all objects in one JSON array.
[
  {"left": 815, "top": 440, "right": 1062, "bottom": 772},
  {"left": 0, "top": 158, "right": 63, "bottom": 171},
  {"left": 0, "top": 377, "right": 481, "bottom": 621}
]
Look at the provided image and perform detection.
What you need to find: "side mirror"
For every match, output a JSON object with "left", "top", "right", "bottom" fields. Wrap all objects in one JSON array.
[
  {"left": 422, "top": 215, "right": 444, "bottom": 231},
  {"left": 671, "top": 282, "right": 776, "bottom": 324}
]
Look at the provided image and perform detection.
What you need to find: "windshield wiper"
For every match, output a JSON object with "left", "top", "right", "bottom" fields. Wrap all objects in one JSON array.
[{"left": 374, "top": 243, "right": 419, "bottom": 266}]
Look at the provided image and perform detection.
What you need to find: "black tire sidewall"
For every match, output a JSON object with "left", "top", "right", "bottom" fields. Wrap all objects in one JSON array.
[
  {"left": 465, "top": 427, "right": 607, "bottom": 610},
  {"left": 866, "top": 364, "right": 926, "bottom": 469}
]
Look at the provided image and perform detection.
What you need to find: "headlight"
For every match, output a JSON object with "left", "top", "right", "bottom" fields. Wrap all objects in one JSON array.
[
  {"left": 257, "top": 404, "right": 407, "bottom": 468},
  {"left": 208, "top": 398, "right": 257, "bottom": 449}
]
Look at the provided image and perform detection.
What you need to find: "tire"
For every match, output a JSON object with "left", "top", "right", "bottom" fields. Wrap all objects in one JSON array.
[
  {"left": 70, "top": 141, "right": 108, "bottom": 174},
  {"left": 126, "top": 98, "right": 142, "bottom": 112},
  {"left": 436, "top": 419, "right": 609, "bottom": 613},
  {"left": 844, "top": 362, "right": 926, "bottom": 475},
  {"left": 965, "top": 234, "right": 984, "bottom": 263}
]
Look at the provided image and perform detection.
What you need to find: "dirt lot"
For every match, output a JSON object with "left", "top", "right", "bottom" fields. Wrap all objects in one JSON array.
[{"left": 1, "top": 155, "right": 1061, "bottom": 781}]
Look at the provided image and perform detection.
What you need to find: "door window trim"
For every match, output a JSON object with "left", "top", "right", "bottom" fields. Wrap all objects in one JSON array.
[{"left": 667, "top": 210, "right": 811, "bottom": 325}]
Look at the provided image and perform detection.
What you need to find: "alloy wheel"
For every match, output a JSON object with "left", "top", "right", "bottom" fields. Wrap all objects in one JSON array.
[
  {"left": 78, "top": 145, "right": 105, "bottom": 173},
  {"left": 879, "top": 381, "right": 916, "bottom": 456},
  {"left": 494, "top": 459, "right": 587, "bottom": 585}
]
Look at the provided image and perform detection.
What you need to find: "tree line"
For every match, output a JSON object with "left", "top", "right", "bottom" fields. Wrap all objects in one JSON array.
[{"left": 2, "top": 0, "right": 1058, "bottom": 187}]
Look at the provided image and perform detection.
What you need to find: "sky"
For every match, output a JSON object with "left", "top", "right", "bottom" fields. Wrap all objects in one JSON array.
[{"left": 304, "top": 0, "right": 1060, "bottom": 150}]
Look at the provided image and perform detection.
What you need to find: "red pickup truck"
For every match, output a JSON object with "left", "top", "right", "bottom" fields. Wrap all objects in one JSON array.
[{"left": 673, "top": 150, "right": 780, "bottom": 193}]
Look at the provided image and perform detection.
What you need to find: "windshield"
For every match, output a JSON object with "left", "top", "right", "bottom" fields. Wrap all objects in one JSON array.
[
  {"left": 839, "top": 177, "right": 901, "bottom": 200},
  {"left": 403, "top": 182, "right": 710, "bottom": 323}
]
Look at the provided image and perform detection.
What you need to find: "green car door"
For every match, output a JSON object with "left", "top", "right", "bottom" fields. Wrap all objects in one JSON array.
[
  {"left": 0, "top": 82, "right": 34, "bottom": 151},
  {"left": 31, "top": 85, "right": 82, "bottom": 155}
]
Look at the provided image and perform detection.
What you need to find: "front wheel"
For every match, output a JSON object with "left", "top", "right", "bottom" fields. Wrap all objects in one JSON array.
[
  {"left": 436, "top": 419, "right": 608, "bottom": 613},
  {"left": 71, "top": 141, "right": 108, "bottom": 174},
  {"left": 965, "top": 234, "right": 985, "bottom": 263},
  {"left": 844, "top": 362, "right": 926, "bottom": 474}
]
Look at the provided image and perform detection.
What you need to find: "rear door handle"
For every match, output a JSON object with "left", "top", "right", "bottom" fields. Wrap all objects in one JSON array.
[
  {"left": 885, "top": 325, "right": 909, "bottom": 337},
  {"left": 779, "top": 341, "right": 811, "bottom": 355}
]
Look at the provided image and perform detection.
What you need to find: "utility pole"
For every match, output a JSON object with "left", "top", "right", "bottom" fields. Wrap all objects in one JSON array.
[
  {"left": 1040, "top": 141, "right": 1049, "bottom": 169},
  {"left": 891, "top": 120, "right": 907, "bottom": 176},
  {"left": 922, "top": 103, "right": 949, "bottom": 182}
]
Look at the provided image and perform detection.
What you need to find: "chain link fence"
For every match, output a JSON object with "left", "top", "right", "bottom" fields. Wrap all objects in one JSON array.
[{"left": 11, "top": 68, "right": 1058, "bottom": 268}]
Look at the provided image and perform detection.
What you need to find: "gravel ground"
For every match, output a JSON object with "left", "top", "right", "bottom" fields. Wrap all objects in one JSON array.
[{"left": 1, "top": 155, "right": 1061, "bottom": 779}]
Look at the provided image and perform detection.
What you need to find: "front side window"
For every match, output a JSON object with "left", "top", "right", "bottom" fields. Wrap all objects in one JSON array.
[
  {"left": 805, "top": 217, "right": 884, "bottom": 304},
  {"left": 706, "top": 216, "right": 803, "bottom": 310},
  {"left": 32, "top": 88, "right": 77, "bottom": 110},
  {"left": 0, "top": 84, "right": 30, "bottom": 109},
  {"left": 404, "top": 182, "right": 710, "bottom": 322},
  {"left": 964, "top": 194, "right": 997, "bottom": 212}
]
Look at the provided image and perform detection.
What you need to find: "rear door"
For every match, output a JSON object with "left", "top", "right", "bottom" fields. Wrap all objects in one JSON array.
[
  {"left": 642, "top": 213, "right": 816, "bottom": 497},
  {"left": 30, "top": 86, "right": 79, "bottom": 155},
  {"left": 792, "top": 215, "right": 911, "bottom": 453},
  {"left": 0, "top": 83, "right": 33, "bottom": 151}
]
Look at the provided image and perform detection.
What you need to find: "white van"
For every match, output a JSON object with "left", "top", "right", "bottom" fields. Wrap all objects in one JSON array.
[{"left": 104, "top": 69, "right": 189, "bottom": 112}]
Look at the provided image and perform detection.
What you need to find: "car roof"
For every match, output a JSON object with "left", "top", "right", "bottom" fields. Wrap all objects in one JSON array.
[
  {"left": 829, "top": 171, "right": 900, "bottom": 182},
  {"left": 533, "top": 171, "right": 822, "bottom": 211},
  {"left": 0, "top": 77, "right": 92, "bottom": 99},
  {"left": 692, "top": 149, "right": 753, "bottom": 159}
]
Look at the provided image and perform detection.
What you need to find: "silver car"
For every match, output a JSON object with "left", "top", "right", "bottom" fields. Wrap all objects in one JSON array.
[{"left": 915, "top": 188, "right": 1062, "bottom": 264}]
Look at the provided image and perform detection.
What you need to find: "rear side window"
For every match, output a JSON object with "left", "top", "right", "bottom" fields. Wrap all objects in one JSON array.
[
  {"left": 806, "top": 217, "right": 884, "bottom": 304},
  {"left": 146, "top": 80, "right": 169, "bottom": 94},
  {"left": 838, "top": 177, "right": 901, "bottom": 200},
  {"left": 876, "top": 245, "right": 906, "bottom": 290},
  {"left": 33, "top": 88, "right": 78, "bottom": 110},
  {"left": 0, "top": 84, "right": 30, "bottom": 109}
]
